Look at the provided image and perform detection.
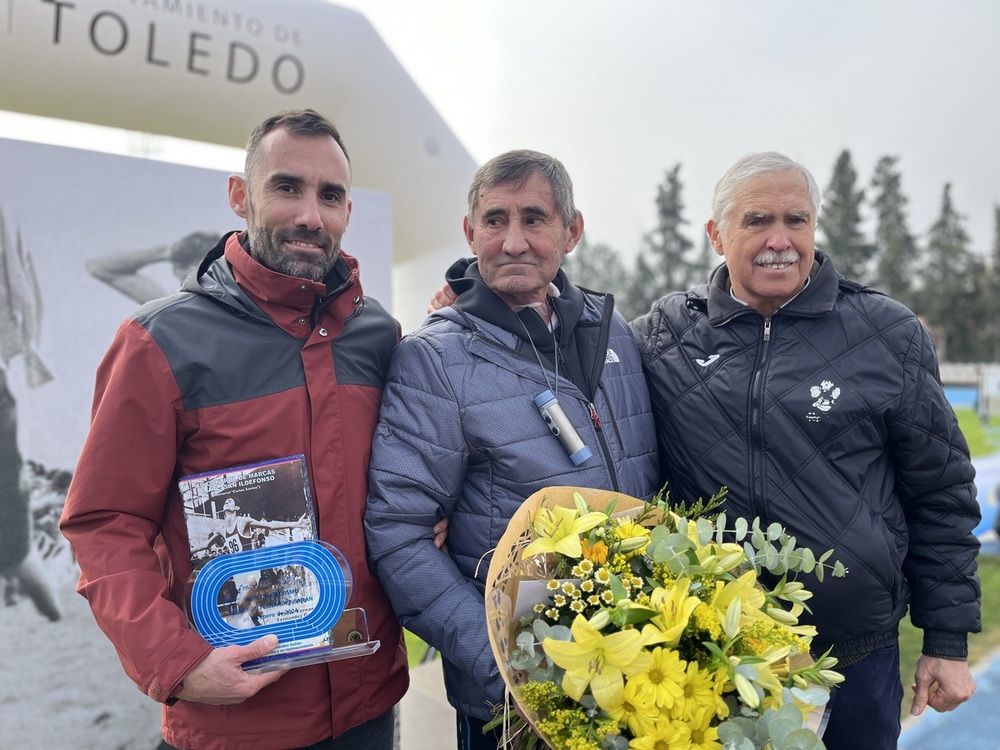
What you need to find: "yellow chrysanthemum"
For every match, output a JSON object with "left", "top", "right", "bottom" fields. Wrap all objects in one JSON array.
[
  {"left": 687, "top": 706, "right": 722, "bottom": 750},
  {"left": 581, "top": 537, "right": 609, "bottom": 564},
  {"left": 676, "top": 662, "right": 726, "bottom": 722},
  {"left": 615, "top": 518, "right": 651, "bottom": 553},
  {"left": 607, "top": 676, "right": 658, "bottom": 737},
  {"left": 628, "top": 716, "right": 692, "bottom": 750},
  {"left": 543, "top": 614, "right": 652, "bottom": 710},
  {"left": 628, "top": 646, "right": 686, "bottom": 709}
]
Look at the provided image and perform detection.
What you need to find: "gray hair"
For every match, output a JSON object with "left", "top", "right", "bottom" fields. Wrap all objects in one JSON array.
[
  {"left": 711, "top": 152, "right": 821, "bottom": 229},
  {"left": 467, "top": 150, "right": 579, "bottom": 227}
]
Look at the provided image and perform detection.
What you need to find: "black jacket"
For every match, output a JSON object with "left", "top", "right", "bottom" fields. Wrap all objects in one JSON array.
[{"left": 631, "top": 252, "right": 981, "bottom": 661}]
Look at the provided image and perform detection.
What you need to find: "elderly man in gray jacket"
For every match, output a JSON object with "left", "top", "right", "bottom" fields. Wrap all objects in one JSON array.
[{"left": 365, "top": 150, "right": 659, "bottom": 750}]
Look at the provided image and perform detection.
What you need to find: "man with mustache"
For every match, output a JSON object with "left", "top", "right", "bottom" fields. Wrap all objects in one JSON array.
[
  {"left": 61, "top": 109, "right": 409, "bottom": 749},
  {"left": 365, "top": 149, "right": 659, "bottom": 749},
  {"left": 632, "top": 151, "right": 981, "bottom": 749}
]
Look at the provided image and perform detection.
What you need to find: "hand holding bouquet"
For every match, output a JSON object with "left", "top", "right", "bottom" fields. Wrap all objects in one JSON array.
[{"left": 484, "top": 486, "right": 847, "bottom": 750}]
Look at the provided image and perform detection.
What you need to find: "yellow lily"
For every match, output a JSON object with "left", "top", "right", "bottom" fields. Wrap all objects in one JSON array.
[
  {"left": 649, "top": 578, "right": 702, "bottom": 646},
  {"left": 523, "top": 504, "right": 608, "bottom": 559},
  {"left": 543, "top": 614, "right": 652, "bottom": 710},
  {"left": 711, "top": 569, "right": 767, "bottom": 623}
]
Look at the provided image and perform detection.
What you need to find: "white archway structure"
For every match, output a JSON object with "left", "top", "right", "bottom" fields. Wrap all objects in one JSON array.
[{"left": 0, "top": 0, "right": 477, "bottom": 330}]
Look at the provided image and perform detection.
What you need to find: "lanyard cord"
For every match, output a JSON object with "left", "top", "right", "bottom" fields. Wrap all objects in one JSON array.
[{"left": 514, "top": 310, "right": 559, "bottom": 398}]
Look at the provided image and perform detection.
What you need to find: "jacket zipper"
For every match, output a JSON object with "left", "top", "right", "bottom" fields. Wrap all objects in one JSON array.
[
  {"left": 586, "top": 394, "right": 621, "bottom": 492},
  {"left": 593, "top": 384, "right": 625, "bottom": 492},
  {"left": 749, "top": 317, "right": 772, "bottom": 522}
]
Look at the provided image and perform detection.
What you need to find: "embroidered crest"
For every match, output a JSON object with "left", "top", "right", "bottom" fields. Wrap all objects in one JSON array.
[{"left": 806, "top": 380, "right": 841, "bottom": 422}]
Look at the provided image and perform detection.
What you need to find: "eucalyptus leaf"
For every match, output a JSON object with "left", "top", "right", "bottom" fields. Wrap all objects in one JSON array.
[
  {"left": 779, "top": 727, "right": 823, "bottom": 750},
  {"left": 717, "top": 722, "right": 748, "bottom": 743},
  {"left": 734, "top": 515, "right": 748, "bottom": 540},
  {"left": 697, "top": 517, "right": 715, "bottom": 544},
  {"left": 767, "top": 715, "right": 800, "bottom": 744},
  {"left": 790, "top": 686, "right": 829, "bottom": 706},
  {"left": 800, "top": 546, "right": 816, "bottom": 573},
  {"left": 548, "top": 624, "right": 571, "bottom": 641}
]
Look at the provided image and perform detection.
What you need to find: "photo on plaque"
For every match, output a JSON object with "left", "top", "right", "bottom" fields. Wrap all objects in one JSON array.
[
  {"left": 178, "top": 456, "right": 375, "bottom": 671},
  {"left": 179, "top": 454, "right": 317, "bottom": 572}
]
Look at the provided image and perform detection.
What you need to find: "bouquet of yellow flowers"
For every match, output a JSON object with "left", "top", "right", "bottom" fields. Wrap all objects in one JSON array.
[{"left": 484, "top": 486, "right": 847, "bottom": 750}]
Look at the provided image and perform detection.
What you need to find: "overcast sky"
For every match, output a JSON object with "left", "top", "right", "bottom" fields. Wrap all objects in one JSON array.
[
  {"left": 333, "top": 0, "right": 999, "bottom": 262},
  {"left": 1, "top": 1, "right": 995, "bottom": 264}
]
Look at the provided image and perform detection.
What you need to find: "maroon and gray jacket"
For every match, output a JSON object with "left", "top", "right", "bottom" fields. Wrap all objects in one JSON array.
[{"left": 61, "top": 232, "right": 406, "bottom": 750}]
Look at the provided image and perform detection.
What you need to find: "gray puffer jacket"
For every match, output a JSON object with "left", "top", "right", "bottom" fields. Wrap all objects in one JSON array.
[
  {"left": 365, "top": 264, "right": 658, "bottom": 720},
  {"left": 631, "top": 252, "right": 981, "bottom": 662}
]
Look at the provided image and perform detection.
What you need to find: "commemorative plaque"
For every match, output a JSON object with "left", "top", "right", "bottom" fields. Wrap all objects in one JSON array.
[{"left": 178, "top": 455, "right": 380, "bottom": 672}]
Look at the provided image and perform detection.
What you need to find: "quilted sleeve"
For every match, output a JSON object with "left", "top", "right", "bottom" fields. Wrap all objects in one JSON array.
[
  {"left": 890, "top": 321, "right": 981, "bottom": 655},
  {"left": 364, "top": 332, "right": 499, "bottom": 690}
]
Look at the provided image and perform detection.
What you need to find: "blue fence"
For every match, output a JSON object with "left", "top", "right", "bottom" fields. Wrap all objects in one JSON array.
[{"left": 944, "top": 385, "right": 978, "bottom": 409}]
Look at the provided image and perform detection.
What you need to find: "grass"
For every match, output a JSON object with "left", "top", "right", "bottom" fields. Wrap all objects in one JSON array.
[
  {"left": 955, "top": 407, "right": 1000, "bottom": 456},
  {"left": 405, "top": 629, "right": 432, "bottom": 667},
  {"left": 897, "top": 407, "right": 998, "bottom": 716}
]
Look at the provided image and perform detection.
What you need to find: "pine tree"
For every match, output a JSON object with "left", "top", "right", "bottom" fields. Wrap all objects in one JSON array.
[
  {"left": 818, "top": 150, "right": 871, "bottom": 282},
  {"left": 922, "top": 184, "right": 983, "bottom": 361},
  {"left": 689, "top": 230, "right": 720, "bottom": 288},
  {"left": 623, "top": 252, "right": 659, "bottom": 321},
  {"left": 870, "top": 156, "right": 919, "bottom": 305},
  {"left": 643, "top": 164, "right": 693, "bottom": 296},
  {"left": 992, "top": 204, "right": 1000, "bottom": 361},
  {"left": 562, "top": 236, "right": 630, "bottom": 301}
]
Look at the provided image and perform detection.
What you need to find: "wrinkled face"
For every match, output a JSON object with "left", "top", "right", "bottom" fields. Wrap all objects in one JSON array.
[
  {"left": 228, "top": 129, "right": 352, "bottom": 282},
  {"left": 464, "top": 172, "right": 583, "bottom": 308},
  {"left": 707, "top": 170, "right": 816, "bottom": 317}
]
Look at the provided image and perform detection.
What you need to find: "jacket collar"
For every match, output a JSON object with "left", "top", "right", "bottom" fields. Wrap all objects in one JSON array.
[
  {"left": 704, "top": 251, "right": 840, "bottom": 326},
  {"left": 443, "top": 259, "right": 586, "bottom": 350},
  {"left": 187, "top": 231, "right": 364, "bottom": 335}
]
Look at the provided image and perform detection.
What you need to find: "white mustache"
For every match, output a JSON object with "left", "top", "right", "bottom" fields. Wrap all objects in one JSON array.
[{"left": 755, "top": 250, "right": 798, "bottom": 265}]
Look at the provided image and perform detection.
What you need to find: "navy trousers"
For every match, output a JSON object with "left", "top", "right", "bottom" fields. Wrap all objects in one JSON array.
[
  {"left": 456, "top": 712, "right": 505, "bottom": 750},
  {"left": 822, "top": 644, "right": 905, "bottom": 750}
]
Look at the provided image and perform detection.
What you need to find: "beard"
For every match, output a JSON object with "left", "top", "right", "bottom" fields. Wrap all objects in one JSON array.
[{"left": 247, "top": 224, "right": 341, "bottom": 282}]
